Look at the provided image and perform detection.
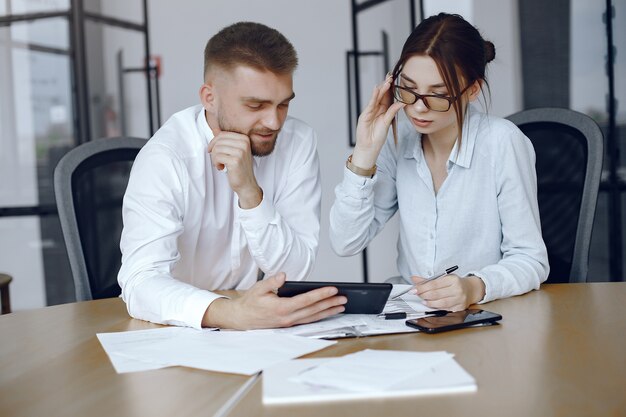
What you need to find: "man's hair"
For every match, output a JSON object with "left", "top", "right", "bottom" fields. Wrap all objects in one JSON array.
[{"left": 204, "top": 21, "right": 298, "bottom": 78}]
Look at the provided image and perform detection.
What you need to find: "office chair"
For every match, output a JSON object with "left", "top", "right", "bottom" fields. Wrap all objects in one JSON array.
[
  {"left": 507, "top": 107, "right": 604, "bottom": 283},
  {"left": 54, "top": 137, "right": 147, "bottom": 301}
]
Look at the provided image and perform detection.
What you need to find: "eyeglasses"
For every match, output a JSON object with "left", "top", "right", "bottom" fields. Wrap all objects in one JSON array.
[{"left": 393, "top": 83, "right": 472, "bottom": 112}]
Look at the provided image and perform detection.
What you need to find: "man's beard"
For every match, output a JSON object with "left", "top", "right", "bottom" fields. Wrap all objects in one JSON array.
[{"left": 217, "top": 112, "right": 279, "bottom": 157}]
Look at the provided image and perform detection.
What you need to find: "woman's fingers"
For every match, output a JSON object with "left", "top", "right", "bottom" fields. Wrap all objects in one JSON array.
[{"left": 383, "top": 101, "right": 406, "bottom": 126}]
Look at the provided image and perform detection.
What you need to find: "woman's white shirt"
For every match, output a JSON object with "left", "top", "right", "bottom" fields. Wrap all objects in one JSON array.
[{"left": 330, "top": 108, "right": 549, "bottom": 302}]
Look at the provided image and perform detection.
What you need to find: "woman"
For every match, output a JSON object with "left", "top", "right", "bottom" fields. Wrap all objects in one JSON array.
[{"left": 330, "top": 13, "right": 549, "bottom": 311}]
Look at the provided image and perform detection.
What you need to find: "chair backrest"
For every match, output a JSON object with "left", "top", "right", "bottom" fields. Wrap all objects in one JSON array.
[
  {"left": 54, "top": 137, "right": 147, "bottom": 301},
  {"left": 506, "top": 108, "right": 604, "bottom": 283}
]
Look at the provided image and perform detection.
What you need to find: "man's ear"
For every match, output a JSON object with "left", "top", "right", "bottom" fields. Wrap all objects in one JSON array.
[
  {"left": 199, "top": 82, "right": 215, "bottom": 111},
  {"left": 467, "top": 79, "right": 483, "bottom": 103}
]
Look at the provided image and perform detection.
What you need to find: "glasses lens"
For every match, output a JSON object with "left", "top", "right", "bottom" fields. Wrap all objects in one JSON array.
[
  {"left": 394, "top": 86, "right": 416, "bottom": 104},
  {"left": 424, "top": 96, "right": 451, "bottom": 112}
]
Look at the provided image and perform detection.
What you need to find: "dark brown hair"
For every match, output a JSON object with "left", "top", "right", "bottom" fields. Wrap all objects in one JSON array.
[
  {"left": 203, "top": 21, "right": 298, "bottom": 78},
  {"left": 392, "top": 13, "right": 495, "bottom": 144}
]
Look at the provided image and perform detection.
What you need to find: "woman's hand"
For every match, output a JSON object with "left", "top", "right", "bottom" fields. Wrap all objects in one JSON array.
[
  {"left": 410, "top": 274, "right": 486, "bottom": 311},
  {"left": 351, "top": 76, "right": 405, "bottom": 170}
]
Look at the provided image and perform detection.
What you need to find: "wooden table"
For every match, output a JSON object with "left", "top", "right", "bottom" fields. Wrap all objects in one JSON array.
[{"left": 1, "top": 283, "right": 625, "bottom": 417}]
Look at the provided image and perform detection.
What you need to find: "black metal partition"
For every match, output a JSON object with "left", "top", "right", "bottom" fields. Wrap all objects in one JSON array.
[{"left": 347, "top": 0, "right": 420, "bottom": 283}]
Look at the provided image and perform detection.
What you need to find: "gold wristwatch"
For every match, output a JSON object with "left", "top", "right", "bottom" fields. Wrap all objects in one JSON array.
[{"left": 346, "top": 154, "right": 377, "bottom": 178}]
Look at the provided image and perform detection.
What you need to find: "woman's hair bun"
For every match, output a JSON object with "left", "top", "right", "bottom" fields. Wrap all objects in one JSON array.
[{"left": 484, "top": 40, "right": 496, "bottom": 63}]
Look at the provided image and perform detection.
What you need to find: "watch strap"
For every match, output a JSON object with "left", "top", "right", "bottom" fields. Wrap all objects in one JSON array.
[{"left": 346, "top": 154, "right": 377, "bottom": 178}]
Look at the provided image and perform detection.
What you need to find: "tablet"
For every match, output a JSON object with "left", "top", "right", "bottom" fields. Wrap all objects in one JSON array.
[{"left": 277, "top": 281, "right": 392, "bottom": 314}]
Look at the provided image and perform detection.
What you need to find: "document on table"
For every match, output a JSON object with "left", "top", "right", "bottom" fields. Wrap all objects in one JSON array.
[
  {"left": 97, "top": 327, "right": 335, "bottom": 375},
  {"left": 257, "top": 284, "right": 430, "bottom": 339},
  {"left": 263, "top": 349, "right": 477, "bottom": 404}
]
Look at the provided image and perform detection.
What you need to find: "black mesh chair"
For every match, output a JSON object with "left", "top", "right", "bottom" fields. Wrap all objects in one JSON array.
[
  {"left": 507, "top": 108, "right": 604, "bottom": 283},
  {"left": 54, "top": 137, "right": 147, "bottom": 301}
]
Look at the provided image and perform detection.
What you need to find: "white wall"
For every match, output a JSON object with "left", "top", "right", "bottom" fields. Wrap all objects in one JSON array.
[{"left": 147, "top": 0, "right": 522, "bottom": 283}]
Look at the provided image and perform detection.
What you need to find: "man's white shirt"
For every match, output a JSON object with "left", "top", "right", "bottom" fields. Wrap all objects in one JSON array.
[{"left": 118, "top": 105, "right": 321, "bottom": 329}]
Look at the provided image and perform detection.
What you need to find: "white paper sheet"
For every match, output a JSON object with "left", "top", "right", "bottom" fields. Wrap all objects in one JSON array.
[
  {"left": 292, "top": 349, "right": 454, "bottom": 392},
  {"left": 383, "top": 285, "right": 432, "bottom": 314},
  {"left": 263, "top": 356, "right": 477, "bottom": 404},
  {"left": 97, "top": 327, "right": 184, "bottom": 372},
  {"left": 97, "top": 327, "right": 336, "bottom": 375}
]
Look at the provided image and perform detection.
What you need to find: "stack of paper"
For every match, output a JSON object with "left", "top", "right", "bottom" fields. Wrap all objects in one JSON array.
[
  {"left": 97, "top": 327, "right": 335, "bottom": 374},
  {"left": 263, "top": 349, "right": 476, "bottom": 404}
]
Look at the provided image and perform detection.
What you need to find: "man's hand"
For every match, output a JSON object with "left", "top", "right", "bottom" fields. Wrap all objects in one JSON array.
[
  {"left": 410, "top": 274, "right": 486, "bottom": 312},
  {"left": 202, "top": 273, "right": 347, "bottom": 330},
  {"left": 207, "top": 131, "right": 263, "bottom": 209}
]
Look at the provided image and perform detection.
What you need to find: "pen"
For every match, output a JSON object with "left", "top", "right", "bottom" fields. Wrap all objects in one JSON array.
[
  {"left": 378, "top": 309, "right": 449, "bottom": 320},
  {"left": 390, "top": 265, "right": 459, "bottom": 300}
]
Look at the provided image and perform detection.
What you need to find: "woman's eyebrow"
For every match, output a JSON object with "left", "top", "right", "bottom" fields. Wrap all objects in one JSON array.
[
  {"left": 399, "top": 73, "right": 447, "bottom": 89},
  {"left": 399, "top": 73, "right": 417, "bottom": 85}
]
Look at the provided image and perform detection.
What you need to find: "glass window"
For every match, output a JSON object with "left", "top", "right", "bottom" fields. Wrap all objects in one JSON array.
[
  {"left": 0, "top": 18, "right": 74, "bottom": 208},
  {"left": 570, "top": 0, "right": 608, "bottom": 122},
  {"left": 83, "top": 0, "right": 143, "bottom": 25},
  {"left": 3, "top": 0, "right": 69, "bottom": 14},
  {"left": 0, "top": 216, "right": 47, "bottom": 310},
  {"left": 571, "top": 0, "right": 625, "bottom": 281},
  {"left": 9, "top": 16, "right": 69, "bottom": 50},
  {"left": 85, "top": 20, "right": 150, "bottom": 140}
]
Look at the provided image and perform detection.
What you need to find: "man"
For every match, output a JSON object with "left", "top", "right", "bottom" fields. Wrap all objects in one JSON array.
[{"left": 118, "top": 22, "right": 346, "bottom": 330}]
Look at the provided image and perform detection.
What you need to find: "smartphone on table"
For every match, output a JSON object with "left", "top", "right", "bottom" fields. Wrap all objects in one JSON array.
[{"left": 405, "top": 309, "right": 502, "bottom": 333}]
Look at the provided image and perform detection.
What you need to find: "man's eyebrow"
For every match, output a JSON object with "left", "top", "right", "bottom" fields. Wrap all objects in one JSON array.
[
  {"left": 399, "top": 73, "right": 446, "bottom": 89},
  {"left": 242, "top": 92, "right": 296, "bottom": 104}
]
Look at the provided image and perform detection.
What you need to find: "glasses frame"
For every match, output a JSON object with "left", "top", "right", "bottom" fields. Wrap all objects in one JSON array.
[{"left": 392, "top": 83, "right": 473, "bottom": 112}]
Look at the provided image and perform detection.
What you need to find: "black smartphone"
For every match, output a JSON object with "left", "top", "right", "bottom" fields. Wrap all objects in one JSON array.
[
  {"left": 277, "top": 281, "right": 392, "bottom": 314},
  {"left": 405, "top": 309, "right": 502, "bottom": 333}
]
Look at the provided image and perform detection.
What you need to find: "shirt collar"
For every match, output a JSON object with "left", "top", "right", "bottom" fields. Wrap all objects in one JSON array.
[
  {"left": 402, "top": 106, "right": 478, "bottom": 169},
  {"left": 196, "top": 107, "right": 215, "bottom": 146}
]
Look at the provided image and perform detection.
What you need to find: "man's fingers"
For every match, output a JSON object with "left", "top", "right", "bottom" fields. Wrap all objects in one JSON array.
[
  {"left": 209, "top": 140, "right": 252, "bottom": 172},
  {"left": 286, "top": 295, "right": 347, "bottom": 325},
  {"left": 291, "top": 305, "right": 347, "bottom": 326},
  {"left": 210, "top": 139, "right": 251, "bottom": 156},
  {"left": 251, "top": 272, "right": 286, "bottom": 296},
  {"left": 287, "top": 286, "right": 340, "bottom": 306},
  {"left": 208, "top": 132, "right": 251, "bottom": 154}
]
